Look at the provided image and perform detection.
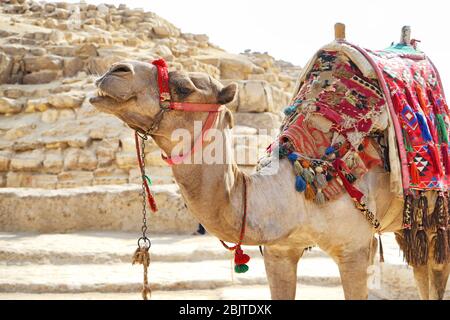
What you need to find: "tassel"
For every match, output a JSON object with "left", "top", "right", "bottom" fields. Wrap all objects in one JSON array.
[
  {"left": 288, "top": 153, "right": 299, "bottom": 162},
  {"left": 284, "top": 105, "right": 297, "bottom": 116},
  {"left": 294, "top": 161, "right": 303, "bottom": 176},
  {"left": 305, "top": 183, "right": 316, "bottom": 200},
  {"left": 315, "top": 189, "right": 326, "bottom": 205},
  {"left": 416, "top": 112, "right": 433, "bottom": 142},
  {"left": 392, "top": 92, "right": 404, "bottom": 114},
  {"left": 295, "top": 175, "right": 307, "bottom": 192},
  {"left": 433, "top": 192, "right": 449, "bottom": 264},
  {"left": 417, "top": 192, "right": 429, "bottom": 229},
  {"left": 325, "top": 146, "right": 336, "bottom": 156},
  {"left": 315, "top": 173, "right": 328, "bottom": 189},
  {"left": 302, "top": 169, "right": 315, "bottom": 184},
  {"left": 414, "top": 228, "right": 429, "bottom": 266},
  {"left": 435, "top": 113, "right": 448, "bottom": 144},
  {"left": 378, "top": 233, "right": 384, "bottom": 263},
  {"left": 413, "top": 192, "right": 430, "bottom": 265},
  {"left": 402, "top": 128, "right": 414, "bottom": 153},
  {"left": 415, "top": 85, "right": 429, "bottom": 110},
  {"left": 402, "top": 194, "right": 414, "bottom": 265},
  {"left": 434, "top": 227, "right": 449, "bottom": 264},
  {"left": 432, "top": 193, "right": 445, "bottom": 229},
  {"left": 428, "top": 144, "right": 443, "bottom": 177},
  {"left": 441, "top": 144, "right": 450, "bottom": 175},
  {"left": 345, "top": 173, "right": 357, "bottom": 184},
  {"left": 410, "top": 161, "right": 420, "bottom": 185}
]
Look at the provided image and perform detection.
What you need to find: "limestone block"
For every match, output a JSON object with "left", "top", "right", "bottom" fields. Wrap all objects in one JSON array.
[
  {"left": 271, "top": 86, "right": 292, "bottom": 113},
  {"left": 76, "top": 44, "right": 99, "bottom": 59},
  {"left": 119, "top": 135, "right": 138, "bottom": 152},
  {"left": 95, "top": 139, "right": 120, "bottom": 167},
  {"left": 234, "top": 112, "right": 282, "bottom": 132},
  {"left": 48, "top": 93, "right": 84, "bottom": 109},
  {"left": 0, "top": 151, "right": 12, "bottom": 171},
  {"left": 0, "top": 97, "right": 23, "bottom": 114},
  {"left": 145, "top": 150, "right": 166, "bottom": 167},
  {"left": 0, "top": 174, "right": 5, "bottom": 187},
  {"left": 198, "top": 54, "right": 258, "bottom": 80},
  {"left": 57, "top": 171, "right": 94, "bottom": 188},
  {"left": 116, "top": 152, "right": 136, "bottom": 169},
  {"left": 29, "top": 174, "right": 58, "bottom": 189},
  {"left": 78, "top": 149, "right": 98, "bottom": 170},
  {"left": 64, "top": 148, "right": 80, "bottom": 170},
  {"left": 25, "top": 98, "right": 50, "bottom": 113},
  {"left": 48, "top": 46, "right": 76, "bottom": 57},
  {"left": 6, "top": 172, "right": 32, "bottom": 187},
  {"left": 11, "top": 140, "right": 43, "bottom": 152},
  {"left": 4, "top": 125, "right": 33, "bottom": 141},
  {"left": 58, "top": 109, "right": 76, "bottom": 121},
  {"left": 63, "top": 57, "right": 84, "bottom": 77},
  {"left": 10, "top": 149, "right": 45, "bottom": 172},
  {"left": 41, "top": 109, "right": 59, "bottom": 123},
  {"left": 1, "top": 45, "right": 27, "bottom": 56},
  {"left": 43, "top": 150, "right": 63, "bottom": 174},
  {"left": 194, "top": 34, "right": 209, "bottom": 42},
  {"left": 93, "top": 168, "right": 128, "bottom": 185},
  {"left": 23, "top": 70, "right": 58, "bottom": 84},
  {"left": 237, "top": 80, "right": 274, "bottom": 113},
  {"left": 23, "top": 55, "right": 62, "bottom": 72},
  {"left": 129, "top": 166, "right": 174, "bottom": 185},
  {"left": 153, "top": 45, "right": 173, "bottom": 60},
  {"left": 153, "top": 26, "right": 170, "bottom": 37},
  {"left": 3, "top": 88, "right": 23, "bottom": 99}
]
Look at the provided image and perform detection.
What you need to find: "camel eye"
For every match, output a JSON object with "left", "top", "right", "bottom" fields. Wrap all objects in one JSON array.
[{"left": 176, "top": 86, "right": 193, "bottom": 96}]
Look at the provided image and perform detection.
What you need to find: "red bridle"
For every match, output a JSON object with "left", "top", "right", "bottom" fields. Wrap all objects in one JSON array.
[{"left": 150, "top": 59, "right": 223, "bottom": 166}]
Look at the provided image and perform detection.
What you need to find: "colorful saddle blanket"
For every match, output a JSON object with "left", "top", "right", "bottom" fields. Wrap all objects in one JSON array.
[{"left": 270, "top": 41, "right": 450, "bottom": 266}]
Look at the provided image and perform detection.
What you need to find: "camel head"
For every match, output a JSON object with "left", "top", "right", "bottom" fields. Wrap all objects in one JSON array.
[{"left": 89, "top": 60, "right": 238, "bottom": 138}]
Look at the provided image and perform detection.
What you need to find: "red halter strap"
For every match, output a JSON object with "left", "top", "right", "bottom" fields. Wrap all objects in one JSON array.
[{"left": 151, "top": 59, "right": 222, "bottom": 165}]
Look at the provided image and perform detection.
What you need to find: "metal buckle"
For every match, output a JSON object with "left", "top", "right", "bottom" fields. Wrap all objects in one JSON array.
[{"left": 160, "top": 92, "right": 171, "bottom": 102}]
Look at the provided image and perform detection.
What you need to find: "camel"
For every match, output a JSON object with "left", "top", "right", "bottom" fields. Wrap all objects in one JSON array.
[{"left": 89, "top": 39, "right": 450, "bottom": 300}]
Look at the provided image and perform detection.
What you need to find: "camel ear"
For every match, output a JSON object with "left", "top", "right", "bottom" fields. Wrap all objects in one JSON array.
[{"left": 218, "top": 83, "right": 238, "bottom": 105}]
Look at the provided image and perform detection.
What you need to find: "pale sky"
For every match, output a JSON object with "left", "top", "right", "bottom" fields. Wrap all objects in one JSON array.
[{"left": 62, "top": 0, "right": 450, "bottom": 94}]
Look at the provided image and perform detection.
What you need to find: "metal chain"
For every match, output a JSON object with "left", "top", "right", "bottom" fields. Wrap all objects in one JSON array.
[{"left": 139, "top": 134, "right": 151, "bottom": 249}]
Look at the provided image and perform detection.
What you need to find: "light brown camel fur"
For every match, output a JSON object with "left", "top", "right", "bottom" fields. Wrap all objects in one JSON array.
[{"left": 90, "top": 60, "right": 450, "bottom": 300}]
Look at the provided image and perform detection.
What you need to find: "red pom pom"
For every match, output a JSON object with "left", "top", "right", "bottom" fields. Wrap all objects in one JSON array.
[
  {"left": 152, "top": 59, "right": 167, "bottom": 68},
  {"left": 235, "top": 253, "right": 250, "bottom": 265}
]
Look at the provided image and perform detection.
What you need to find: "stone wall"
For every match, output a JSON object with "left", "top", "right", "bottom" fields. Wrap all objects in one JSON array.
[{"left": 0, "top": 0, "right": 302, "bottom": 189}]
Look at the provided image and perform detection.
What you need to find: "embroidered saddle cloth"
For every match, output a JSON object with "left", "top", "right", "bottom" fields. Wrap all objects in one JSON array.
[{"left": 267, "top": 40, "right": 450, "bottom": 266}]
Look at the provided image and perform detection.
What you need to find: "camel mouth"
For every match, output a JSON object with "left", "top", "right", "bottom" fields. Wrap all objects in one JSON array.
[{"left": 89, "top": 86, "right": 135, "bottom": 109}]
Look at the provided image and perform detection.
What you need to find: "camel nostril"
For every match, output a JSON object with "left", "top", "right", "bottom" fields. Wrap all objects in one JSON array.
[{"left": 110, "top": 64, "right": 133, "bottom": 74}]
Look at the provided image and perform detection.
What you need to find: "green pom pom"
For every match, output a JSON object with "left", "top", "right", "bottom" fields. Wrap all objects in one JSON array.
[{"left": 234, "top": 264, "right": 249, "bottom": 273}]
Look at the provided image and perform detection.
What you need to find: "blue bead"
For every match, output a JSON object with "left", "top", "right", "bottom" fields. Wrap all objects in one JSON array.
[
  {"left": 325, "top": 146, "right": 335, "bottom": 156},
  {"left": 287, "top": 153, "right": 298, "bottom": 162},
  {"left": 295, "top": 176, "right": 307, "bottom": 192},
  {"left": 283, "top": 105, "right": 296, "bottom": 116}
]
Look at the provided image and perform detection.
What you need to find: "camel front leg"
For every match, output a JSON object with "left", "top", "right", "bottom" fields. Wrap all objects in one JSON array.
[
  {"left": 428, "top": 261, "right": 450, "bottom": 300},
  {"left": 335, "top": 246, "right": 371, "bottom": 300},
  {"left": 263, "top": 245, "right": 303, "bottom": 300},
  {"left": 412, "top": 264, "right": 430, "bottom": 300}
]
